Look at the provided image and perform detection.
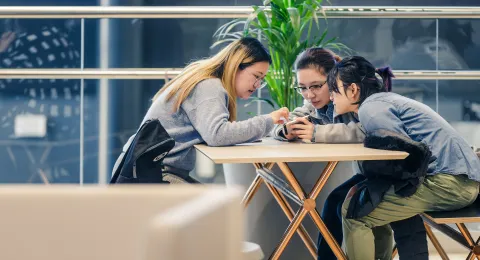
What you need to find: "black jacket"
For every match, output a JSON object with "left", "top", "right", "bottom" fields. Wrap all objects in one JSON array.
[
  {"left": 110, "top": 120, "right": 175, "bottom": 184},
  {"left": 346, "top": 129, "right": 432, "bottom": 219}
]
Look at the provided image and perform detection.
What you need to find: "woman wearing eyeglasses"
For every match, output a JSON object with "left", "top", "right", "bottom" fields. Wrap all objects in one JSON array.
[
  {"left": 125, "top": 37, "right": 289, "bottom": 184},
  {"left": 273, "top": 48, "right": 395, "bottom": 260},
  {"left": 273, "top": 48, "right": 364, "bottom": 144}
]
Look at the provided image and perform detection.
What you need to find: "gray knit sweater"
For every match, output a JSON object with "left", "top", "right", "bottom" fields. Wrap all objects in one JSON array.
[{"left": 123, "top": 78, "right": 274, "bottom": 172}]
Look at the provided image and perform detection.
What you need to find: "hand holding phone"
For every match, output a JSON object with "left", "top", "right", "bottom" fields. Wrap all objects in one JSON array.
[
  {"left": 288, "top": 116, "right": 315, "bottom": 142},
  {"left": 289, "top": 116, "right": 312, "bottom": 127},
  {"left": 282, "top": 116, "right": 312, "bottom": 137}
]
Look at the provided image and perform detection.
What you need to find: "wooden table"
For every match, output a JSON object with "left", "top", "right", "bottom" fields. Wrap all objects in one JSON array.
[{"left": 195, "top": 138, "right": 408, "bottom": 260}]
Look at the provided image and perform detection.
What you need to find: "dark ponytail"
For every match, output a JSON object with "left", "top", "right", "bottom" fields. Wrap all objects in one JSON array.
[
  {"left": 327, "top": 56, "right": 395, "bottom": 105},
  {"left": 375, "top": 66, "right": 395, "bottom": 92}
]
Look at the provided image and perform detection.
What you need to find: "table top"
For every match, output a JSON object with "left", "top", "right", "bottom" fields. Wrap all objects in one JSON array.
[{"left": 195, "top": 138, "right": 409, "bottom": 164}]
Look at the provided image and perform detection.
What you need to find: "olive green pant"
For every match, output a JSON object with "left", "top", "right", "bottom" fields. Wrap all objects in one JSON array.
[{"left": 342, "top": 174, "right": 479, "bottom": 260}]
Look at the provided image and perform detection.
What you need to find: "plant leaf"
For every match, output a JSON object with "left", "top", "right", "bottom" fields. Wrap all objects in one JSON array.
[
  {"left": 323, "top": 42, "right": 353, "bottom": 54},
  {"left": 287, "top": 7, "right": 301, "bottom": 37},
  {"left": 314, "top": 28, "right": 328, "bottom": 47},
  {"left": 213, "top": 19, "right": 241, "bottom": 39},
  {"left": 245, "top": 6, "right": 267, "bottom": 36},
  {"left": 319, "top": 36, "right": 337, "bottom": 46},
  {"left": 270, "top": 1, "right": 289, "bottom": 27},
  {"left": 255, "top": 6, "right": 270, "bottom": 28},
  {"left": 270, "top": 0, "right": 285, "bottom": 9},
  {"left": 210, "top": 38, "right": 237, "bottom": 49},
  {"left": 264, "top": 75, "right": 283, "bottom": 107},
  {"left": 219, "top": 20, "right": 245, "bottom": 39},
  {"left": 283, "top": 0, "right": 294, "bottom": 8},
  {"left": 302, "top": 4, "right": 319, "bottom": 29},
  {"left": 244, "top": 97, "right": 276, "bottom": 109}
]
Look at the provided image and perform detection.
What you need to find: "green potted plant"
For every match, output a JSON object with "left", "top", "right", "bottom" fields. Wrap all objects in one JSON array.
[{"left": 213, "top": 0, "right": 347, "bottom": 111}]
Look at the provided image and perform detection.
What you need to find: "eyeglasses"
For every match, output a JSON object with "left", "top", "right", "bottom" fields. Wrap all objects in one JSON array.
[
  {"left": 255, "top": 77, "right": 268, "bottom": 89},
  {"left": 246, "top": 69, "right": 267, "bottom": 89},
  {"left": 294, "top": 82, "right": 326, "bottom": 95}
]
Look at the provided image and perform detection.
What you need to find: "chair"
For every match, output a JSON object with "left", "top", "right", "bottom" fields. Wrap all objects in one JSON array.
[
  {"left": 0, "top": 185, "right": 243, "bottom": 260},
  {"left": 421, "top": 152, "right": 480, "bottom": 260}
]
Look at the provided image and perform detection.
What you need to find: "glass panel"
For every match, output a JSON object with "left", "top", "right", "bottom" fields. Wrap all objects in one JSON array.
[
  {"left": 0, "top": 77, "right": 100, "bottom": 184},
  {"left": 111, "top": 18, "right": 439, "bottom": 70},
  {"left": 0, "top": 77, "right": 87, "bottom": 184},
  {"left": 393, "top": 79, "right": 437, "bottom": 109},
  {"left": 439, "top": 19, "right": 480, "bottom": 70},
  {"left": 438, "top": 80, "right": 480, "bottom": 150},
  {"left": 0, "top": 19, "right": 81, "bottom": 69},
  {"left": 321, "top": 18, "right": 437, "bottom": 70},
  {"left": 106, "top": 18, "right": 233, "bottom": 68},
  {"left": 0, "top": 17, "right": 85, "bottom": 184}
]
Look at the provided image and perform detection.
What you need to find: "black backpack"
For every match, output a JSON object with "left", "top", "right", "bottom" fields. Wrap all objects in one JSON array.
[{"left": 110, "top": 119, "right": 175, "bottom": 184}]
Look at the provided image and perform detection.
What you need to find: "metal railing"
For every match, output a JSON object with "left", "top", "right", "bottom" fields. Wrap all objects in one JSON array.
[
  {"left": 0, "top": 6, "right": 479, "bottom": 80},
  {"left": 1, "top": 6, "right": 480, "bottom": 19},
  {"left": 1, "top": 69, "right": 480, "bottom": 80}
]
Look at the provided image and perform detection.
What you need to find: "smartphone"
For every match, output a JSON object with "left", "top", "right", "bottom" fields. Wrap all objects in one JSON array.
[
  {"left": 296, "top": 115, "right": 313, "bottom": 124},
  {"left": 283, "top": 116, "right": 313, "bottom": 135}
]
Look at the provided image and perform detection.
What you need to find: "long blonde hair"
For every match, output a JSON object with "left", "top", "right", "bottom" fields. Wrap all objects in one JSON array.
[{"left": 153, "top": 37, "right": 271, "bottom": 121}]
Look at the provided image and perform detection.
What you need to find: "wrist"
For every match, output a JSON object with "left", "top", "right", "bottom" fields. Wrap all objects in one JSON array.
[
  {"left": 269, "top": 113, "right": 276, "bottom": 122},
  {"left": 311, "top": 126, "right": 317, "bottom": 143}
]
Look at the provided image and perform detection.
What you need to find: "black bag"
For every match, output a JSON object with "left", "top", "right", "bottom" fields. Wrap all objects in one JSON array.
[{"left": 110, "top": 119, "right": 175, "bottom": 184}]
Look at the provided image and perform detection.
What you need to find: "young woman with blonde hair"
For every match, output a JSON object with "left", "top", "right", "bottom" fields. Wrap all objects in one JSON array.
[{"left": 133, "top": 37, "right": 288, "bottom": 183}]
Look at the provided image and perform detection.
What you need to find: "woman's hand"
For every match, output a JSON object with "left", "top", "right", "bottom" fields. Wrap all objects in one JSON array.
[
  {"left": 282, "top": 121, "right": 297, "bottom": 140},
  {"left": 269, "top": 107, "right": 289, "bottom": 124},
  {"left": 291, "top": 116, "right": 315, "bottom": 142}
]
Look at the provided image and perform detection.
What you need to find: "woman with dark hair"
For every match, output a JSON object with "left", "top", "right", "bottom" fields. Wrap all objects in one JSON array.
[
  {"left": 273, "top": 47, "right": 364, "bottom": 144},
  {"left": 328, "top": 56, "right": 480, "bottom": 259}
]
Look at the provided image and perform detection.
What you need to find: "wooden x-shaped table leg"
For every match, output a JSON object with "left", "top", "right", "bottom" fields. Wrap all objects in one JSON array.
[
  {"left": 424, "top": 223, "right": 450, "bottom": 260},
  {"left": 240, "top": 161, "right": 347, "bottom": 259},
  {"left": 241, "top": 162, "right": 317, "bottom": 258},
  {"left": 456, "top": 223, "right": 480, "bottom": 260},
  {"left": 242, "top": 173, "right": 264, "bottom": 208},
  {"left": 267, "top": 161, "right": 346, "bottom": 260}
]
